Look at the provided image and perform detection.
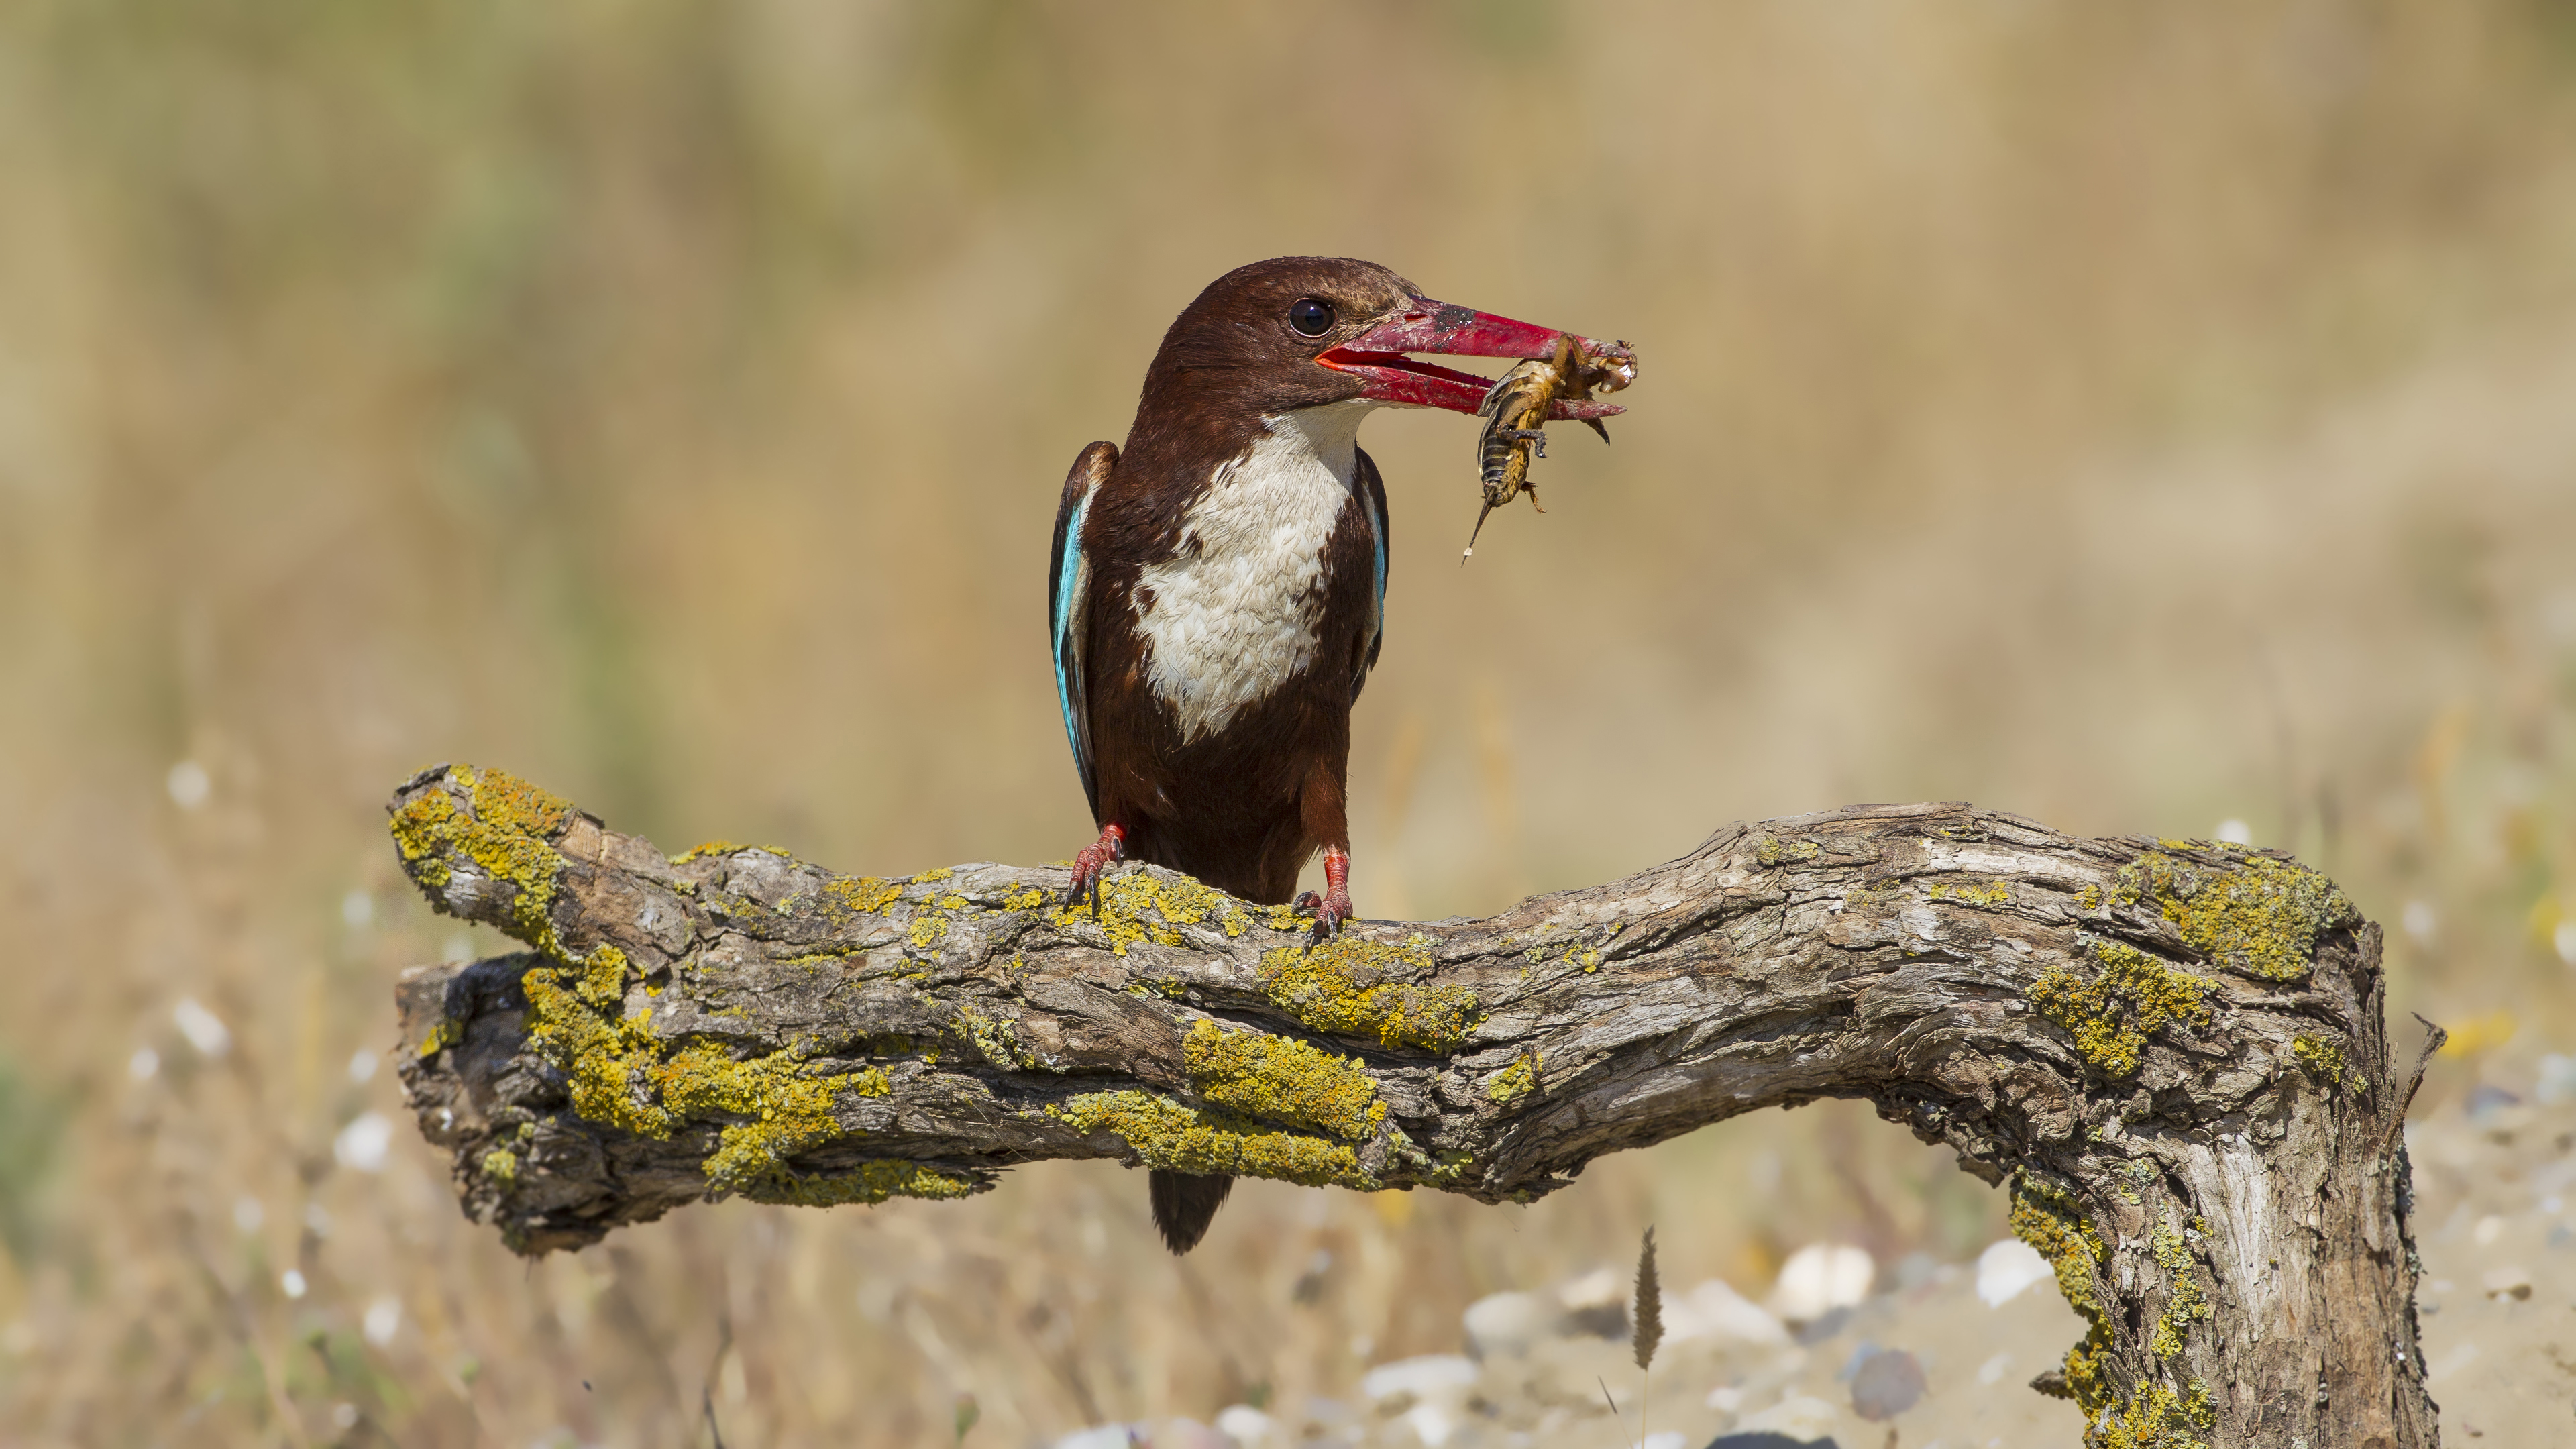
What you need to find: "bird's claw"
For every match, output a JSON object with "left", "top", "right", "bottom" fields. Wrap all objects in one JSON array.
[
  {"left": 1295, "top": 885, "right": 1356, "bottom": 943},
  {"left": 1065, "top": 823, "right": 1127, "bottom": 916}
]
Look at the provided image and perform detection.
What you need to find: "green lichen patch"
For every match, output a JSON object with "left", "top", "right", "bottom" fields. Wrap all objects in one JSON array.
[
  {"left": 2110, "top": 851, "right": 2355, "bottom": 983},
  {"left": 1053, "top": 1089, "right": 1378, "bottom": 1189},
  {"left": 2147, "top": 1218, "right": 2211, "bottom": 1359},
  {"left": 742, "top": 1160, "right": 975, "bottom": 1208},
  {"left": 2292, "top": 1032, "right": 2347, "bottom": 1085},
  {"left": 1487, "top": 1053, "right": 1541, "bottom": 1104},
  {"left": 2029, "top": 942, "right": 2214, "bottom": 1077},
  {"left": 1260, "top": 935, "right": 1481, "bottom": 1053},
  {"left": 2010, "top": 1171, "right": 2113, "bottom": 1417},
  {"left": 389, "top": 766, "right": 574, "bottom": 955},
  {"left": 1182, "top": 1019, "right": 1385, "bottom": 1140}
]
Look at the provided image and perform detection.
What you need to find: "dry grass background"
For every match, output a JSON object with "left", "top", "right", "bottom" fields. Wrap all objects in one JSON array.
[{"left": 5, "top": 1, "right": 2576, "bottom": 1443}]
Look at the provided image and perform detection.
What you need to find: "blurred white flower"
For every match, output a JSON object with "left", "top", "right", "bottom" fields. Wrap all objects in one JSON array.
[
  {"left": 341, "top": 890, "right": 375, "bottom": 929},
  {"left": 1660, "top": 1278, "right": 1787, "bottom": 1346},
  {"left": 335, "top": 1112, "right": 392, "bottom": 1172},
  {"left": 1737, "top": 1396, "right": 1840, "bottom": 1442},
  {"left": 304, "top": 1202, "right": 333, "bottom": 1238},
  {"left": 332, "top": 1403, "right": 360, "bottom": 1430},
  {"left": 1051, "top": 1428, "right": 1141, "bottom": 1449},
  {"left": 443, "top": 936, "right": 474, "bottom": 964},
  {"left": 232, "top": 1196, "right": 264, "bottom": 1233},
  {"left": 1976, "top": 1238, "right": 2053, "bottom": 1306},
  {"left": 1214, "top": 1405, "right": 1277, "bottom": 1446},
  {"left": 1460, "top": 1291, "right": 1548, "bottom": 1357},
  {"left": 2555, "top": 920, "right": 2576, "bottom": 967},
  {"left": 2215, "top": 818, "right": 2251, "bottom": 845},
  {"left": 362, "top": 1296, "right": 401, "bottom": 1346},
  {"left": 1397, "top": 1403, "right": 1455, "bottom": 1446},
  {"left": 347, "top": 1048, "right": 379, "bottom": 1085},
  {"left": 2402, "top": 900, "right": 2437, "bottom": 945},
  {"left": 280, "top": 1269, "right": 307, "bottom": 1299},
  {"left": 1360, "top": 1356, "right": 1478, "bottom": 1406},
  {"left": 172, "top": 998, "right": 231, "bottom": 1058},
  {"left": 127, "top": 1046, "right": 159, "bottom": 1081},
  {"left": 166, "top": 759, "right": 211, "bottom": 810},
  {"left": 1768, "top": 1244, "right": 1874, "bottom": 1320},
  {"left": 1640, "top": 1435, "right": 1685, "bottom": 1449},
  {"left": 1978, "top": 1350, "right": 2013, "bottom": 1384}
]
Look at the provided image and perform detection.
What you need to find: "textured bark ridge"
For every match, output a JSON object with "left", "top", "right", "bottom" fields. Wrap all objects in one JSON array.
[{"left": 389, "top": 764, "right": 2439, "bottom": 1448}]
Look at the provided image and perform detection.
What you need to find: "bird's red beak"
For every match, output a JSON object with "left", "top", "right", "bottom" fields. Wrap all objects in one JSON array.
[{"left": 1318, "top": 299, "right": 1628, "bottom": 418}]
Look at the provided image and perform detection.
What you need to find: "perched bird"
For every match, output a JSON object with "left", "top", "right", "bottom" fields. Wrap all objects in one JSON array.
[{"left": 1047, "top": 257, "right": 1622, "bottom": 1253}]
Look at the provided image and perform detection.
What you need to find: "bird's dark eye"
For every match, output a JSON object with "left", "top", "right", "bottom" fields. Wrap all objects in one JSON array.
[{"left": 1288, "top": 298, "right": 1336, "bottom": 337}]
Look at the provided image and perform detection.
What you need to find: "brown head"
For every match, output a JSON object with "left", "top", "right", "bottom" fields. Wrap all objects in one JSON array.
[{"left": 1128, "top": 256, "right": 1625, "bottom": 448}]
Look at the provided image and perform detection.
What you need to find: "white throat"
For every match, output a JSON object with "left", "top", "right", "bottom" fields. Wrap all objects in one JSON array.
[{"left": 1133, "top": 402, "right": 1375, "bottom": 743}]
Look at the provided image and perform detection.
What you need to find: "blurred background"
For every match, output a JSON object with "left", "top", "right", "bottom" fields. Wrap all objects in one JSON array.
[{"left": 5, "top": 1, "right": 2576, "bottom": 1444}]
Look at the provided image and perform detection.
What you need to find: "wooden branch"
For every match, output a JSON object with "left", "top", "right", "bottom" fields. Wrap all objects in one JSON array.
[{"left": 388, "top": 764, "right": 2437, "bottom": 1448}]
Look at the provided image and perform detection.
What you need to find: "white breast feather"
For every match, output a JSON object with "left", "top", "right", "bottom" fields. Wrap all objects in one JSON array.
[{"left": 1134, "top": 402, "right": 1373, "bottom": 743}]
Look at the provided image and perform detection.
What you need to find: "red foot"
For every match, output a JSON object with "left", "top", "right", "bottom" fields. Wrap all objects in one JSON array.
[
  {"left": 1295, "top": 847, "right": 1356, "bottom": 942},
  {"left": 1066, "top": 822, "right": 1127, "bottom": 915}
]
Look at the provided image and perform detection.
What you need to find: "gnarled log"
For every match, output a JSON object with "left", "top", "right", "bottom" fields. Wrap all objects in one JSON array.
[{"left": 388, "top": 764, "right": 2437, "bottom": 1448}]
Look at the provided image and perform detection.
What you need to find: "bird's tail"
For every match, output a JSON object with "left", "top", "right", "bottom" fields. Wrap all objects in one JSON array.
[{"left": 1148, "top": 1169, "right": 1234, "bottom": 1254}]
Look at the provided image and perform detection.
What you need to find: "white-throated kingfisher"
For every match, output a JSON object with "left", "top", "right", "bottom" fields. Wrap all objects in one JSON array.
[{"left": 1046, "top": 257, "right": 1623, "bottom": 1252}]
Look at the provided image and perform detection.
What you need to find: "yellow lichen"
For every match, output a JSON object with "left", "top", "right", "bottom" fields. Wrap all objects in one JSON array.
[
  {"left": 1487, "top": 1053, "right": 1541, "bottom": 1103},
  {"left": 957, "top": 1004, "right": 1038, "bottom": 1071},
  {"left": 1182, "top": 1019, "right": 1385, "bottom": 1140},
  {"left": 1927, "top": 879, "right": 2014, "bottom": 908},
  {"left": 1258, "top": 935, "right": 1480, "bottom": 1053},
  {"left": 388, "top": 766, "right": 574, "bottom": 955},
  {"left": 417, "top": 1018, "right": 463, "bottom": 1057},
  {"left": 1001, "top": 885, "right": 1049, "bottom": 912},
  {"left": 1754, "top": 835, "right": 1823, "bottom": 867},
  {"left": 2092, "top": 1377, "right": 2218, "bottom": 1449},
  {"left": 910, "top": 868, "right": 953, "bottom": 884},
  {"left": 2029, "top": 941, "right": 2213, "bottom": 1077},
  {"left": 907, "top": 914, "right": 950, "bottom": 950},
  {"left": 519, "top": 940, "right": 891, "bottom": 1194},
  {"left": 2292, "top": 1032, "right": 2347, "bottom": 1085},
  {"left": 1053, "top": 1090, "right": 1378, "bottom": 1189},
  {"left": 642, "top": 1042, "right": 890, "bottom": 1195},
  {"left": 2147, "top": 1217, "right": 2211, "bottom": 1359},
  {"left": 822, "top": 875, "right": 905, "bottom": 917},
  {"left": 743, "top": 1159, "right": 975, "bottom": 1208},
  {"left": 2010, "top": 1171, "right": 2112, "bottom": 1417},
  {"left": 1046, "top": 869, "right": 1284, "bottom": 955},
  {"left": 397, "top": 766, "right": 907, "bottom": 1202},
  {"left": 480, "top": 1147, "right": 519, "bottom": 1185},
  {"left": 2108, "top": 851, "right": 2354, "bottom": 983}
]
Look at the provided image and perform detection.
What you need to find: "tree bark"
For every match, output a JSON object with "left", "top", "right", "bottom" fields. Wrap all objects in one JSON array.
[{"left": 388, "top": 764, "right": 2439, "bottom": 1448}]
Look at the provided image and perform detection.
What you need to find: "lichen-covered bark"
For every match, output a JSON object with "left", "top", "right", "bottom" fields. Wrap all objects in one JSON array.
[{"left": 388, "top": 765, "right": 2438, "bottom": 1448}]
